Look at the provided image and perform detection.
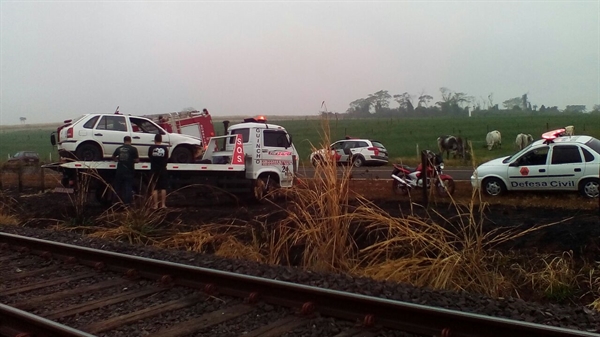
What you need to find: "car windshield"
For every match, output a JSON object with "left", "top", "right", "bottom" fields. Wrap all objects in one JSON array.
[
  {"left": 585, "top": 138, "right": 600, "bottom": 155},
  {"left": 502, "top": 143, "right": 535, "bottom": 163}
]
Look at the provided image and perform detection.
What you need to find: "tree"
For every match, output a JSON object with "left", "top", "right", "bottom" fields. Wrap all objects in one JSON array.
[
  {"left": 19, "top": 117, "right": 26, "bottom": 124},
  {"left": 503, "top": 93, "right": 530, "bottom": 110},
  {"left": 368, "top": 90, "right": 391, "bottom": 114},
  {"left": 502, "top": 96, "right": 522, "bottom": 110},
  {"left": 393, "top": 92, "right": 414, "bottom": 113},
  {"left": 417, "top": 91, "right": 433, "bottom": 108},
  {"left": 347, "top": 97, "right": 373, "bottom": 116},
  {"left": 437, "top": 87, "right": 472, "bottom": 115}
]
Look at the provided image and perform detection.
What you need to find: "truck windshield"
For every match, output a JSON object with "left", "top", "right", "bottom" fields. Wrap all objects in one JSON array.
[{"left": 264, "top": 130, "right": 290, "bottom": 148}]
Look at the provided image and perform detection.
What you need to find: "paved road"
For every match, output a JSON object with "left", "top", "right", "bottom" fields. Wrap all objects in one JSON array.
[{"left": 297, "top": 166, "right": 474, "bottom": 181}]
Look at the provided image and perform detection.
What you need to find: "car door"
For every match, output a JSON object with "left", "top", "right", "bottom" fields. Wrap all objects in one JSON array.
[
  {"left": 261, "top": 129, "right": 295, "bottom": 185},
  {"left": 128, "top": 117, "right": 163, "bottom": 159},
  {"left": 506, "top": 145, "right": 549, "bottom": 191},
  {"left": 330, "top": 141, "right": 347, "bottom": 164},
  {"left": 93, "top": 115, "right": 130, "bottom": 158},
  {"left": 339, "top": 141, "right": 355, "bottom": 164},
  {"left": 546, "top": 145, "right": 584, "bottom": 191}
]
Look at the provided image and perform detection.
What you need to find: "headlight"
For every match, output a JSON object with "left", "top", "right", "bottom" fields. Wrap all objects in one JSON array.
[{"left": 439, "top": 163, "right": 444, "bottom": 170}]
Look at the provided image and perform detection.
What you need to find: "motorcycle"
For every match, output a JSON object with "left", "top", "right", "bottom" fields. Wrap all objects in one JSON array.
[{"left": 391, "top": 151, "right": 455, "bottom": 197}]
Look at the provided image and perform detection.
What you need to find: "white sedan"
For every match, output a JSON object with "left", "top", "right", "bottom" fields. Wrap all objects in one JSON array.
[
  {"left": 471, "top": 131, "right": 600, "bottom": 198},
  {"left": 52, "top": 113, "right": 203, "bottom": 163}
]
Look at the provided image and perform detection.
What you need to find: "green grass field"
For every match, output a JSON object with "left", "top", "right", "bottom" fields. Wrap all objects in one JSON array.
[
  {"left": 0, "top": 128, "right": 57, "bottom": 163},
  {"left": 271, "top": 114, "right": 600, "bottom": 166},
  {"left": 1, "top": 115, "right": 597, "bottom": 166}
]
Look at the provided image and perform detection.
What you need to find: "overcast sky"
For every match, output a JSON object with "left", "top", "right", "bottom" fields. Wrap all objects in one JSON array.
[{"left": 1, "top": 1, "right": 599, "bottom": 125}]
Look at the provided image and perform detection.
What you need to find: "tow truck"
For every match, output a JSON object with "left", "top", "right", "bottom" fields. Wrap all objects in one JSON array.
[{"left": 47, "top": 116, "right": 299, "bottom": 203}]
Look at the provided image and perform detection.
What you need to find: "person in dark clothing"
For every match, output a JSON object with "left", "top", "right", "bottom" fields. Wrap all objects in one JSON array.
[
  {"left": 112, "top": 136, "right": 139, "bottom": 205},
  {"left": 148, "top": 133, "right": 169, "bottom": 209}
]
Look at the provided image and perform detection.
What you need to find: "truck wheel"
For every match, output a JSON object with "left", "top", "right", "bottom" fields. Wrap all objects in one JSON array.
[
  {"left": 254, "top": 175, "right": 279, "bottom": 201},
  {"left": 76, "top": 143, "right": 102, "bottom": 161},
  {"left": 171, "top": 147, "right": 193, "bottom": 163},
  {"left": 579, "top": 178, "right": 599, "bottom": 198}
]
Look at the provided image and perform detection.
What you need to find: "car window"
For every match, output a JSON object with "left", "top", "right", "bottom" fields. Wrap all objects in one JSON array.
[
  {"left": 551, "top": 145, "right": 582, "bottom": 164},
  {"left": 263, "top": 130, "right": 290, "bottom": 148},
  {"left": 356, "top": 141, "right": 369, "bottom": 148},
  {"left": 229, "top": 128, "right": 250, "bottom": 144},
  {"left": 331, "top": 142, "right": 344, "bottom": 150},
  {"left": 129, "top": 117, "right": 161, "bottom": 134},
  {"left": 96, "top": 116, "right": 127, "bottom": 131},
  {"left": 372, "top": 141, "right": 385, "bottom": 148},
  {"left": 343, "top": 141, "right": 355, "bottom": 149},
  {"left": 516, "top": 146, "right": 549, "bottom": 166},
  {"left": 83, "top": 116, "right": 100, "bottom": 129},
  {"left": 581, "top": 148, "right": 595, "bottom": 162},
  {"left": 585, "top": 138, "right": 600, "bottom": 155}
]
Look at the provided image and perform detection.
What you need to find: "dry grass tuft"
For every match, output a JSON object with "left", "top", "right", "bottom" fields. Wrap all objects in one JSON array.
[
  {"left": 513, "top": 251, "right": 578, "bottom": 302},
  {"left": 87, "top": 195, "right": 176, "bottom": 244},
  {"left": 0, "top": 192, "right": 19, "bottom": 225}
]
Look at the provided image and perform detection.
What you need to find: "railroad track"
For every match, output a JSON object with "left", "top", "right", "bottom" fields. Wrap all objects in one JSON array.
[{"left": 0, "top": 232, "right": 597, "bottom": 337}]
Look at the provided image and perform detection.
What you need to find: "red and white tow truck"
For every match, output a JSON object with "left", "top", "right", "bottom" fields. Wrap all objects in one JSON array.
[{"left": 47, "top": 116, "right": 299, "bottom": 202}]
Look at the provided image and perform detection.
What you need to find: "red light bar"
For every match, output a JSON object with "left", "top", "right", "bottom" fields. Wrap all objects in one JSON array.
[{"left": 542, "top": 128, "right": 566, "bottom": 140}]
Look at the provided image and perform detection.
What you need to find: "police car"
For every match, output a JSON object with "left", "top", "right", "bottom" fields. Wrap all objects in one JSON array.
[{"left": 471, "top": 129, "right": 600, "bottom": 198}]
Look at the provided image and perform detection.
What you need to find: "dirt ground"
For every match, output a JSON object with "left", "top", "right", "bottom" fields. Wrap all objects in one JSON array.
[{"left": 3, "top": 178, "right": 598, "bottom": 254}]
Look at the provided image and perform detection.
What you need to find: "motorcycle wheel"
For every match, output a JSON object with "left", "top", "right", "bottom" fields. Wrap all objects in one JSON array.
[
  {"left": 435, "top": 178, "right": 455, "bottom": 197},
  {"left": 392, "top": 176, "right": 410, "bottom": 195}
]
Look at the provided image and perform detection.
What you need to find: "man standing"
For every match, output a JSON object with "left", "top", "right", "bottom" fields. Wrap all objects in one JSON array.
[
  {"left": 112, "top": 136, "right": 139, "bottom": 205},
  {"left": 148, "top": 134, "right": 169, "bottom": 209}
]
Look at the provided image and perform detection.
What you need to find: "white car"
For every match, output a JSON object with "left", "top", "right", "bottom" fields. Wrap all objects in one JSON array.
[
  {"left": 51, "top": 113, "right": 203, "bottom": 163},
  {"left": 471, "top": 130, "right": 600, "bottom": 198},
  {"left": 310, "top": 138, "right": 388, "bottom": 167}
]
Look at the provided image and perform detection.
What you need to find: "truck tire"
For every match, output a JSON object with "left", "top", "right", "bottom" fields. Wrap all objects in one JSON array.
[
  {"left": 253, "top": 175, "right": 279, "bottom": 201},
  {"left": 171, "top": 147, "right": 193, "bottom": 163}
]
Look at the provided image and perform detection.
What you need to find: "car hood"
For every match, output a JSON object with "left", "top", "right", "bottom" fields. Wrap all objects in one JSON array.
[
  {"left": 168, "top": 133, "right": 202, "bottom": 145},
  {"left": 477, "top": 156, "right": 510, "bottom": 168}
]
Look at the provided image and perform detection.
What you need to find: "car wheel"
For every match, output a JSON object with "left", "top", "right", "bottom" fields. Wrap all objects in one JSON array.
[
  {"left": 436, "top": 178, "right": 455, "bottom": 197},
  {"left": 352, "top": 155, "right": 365, "bottom": 168},
  {"left": 76, "top": 143, "right": 102, "bottom": 161},
  {"left": 171, "top": 147, "right": 193, "bottom": 163},
  {"left": 579, "top": 179, "right": 599, "bottom": 198},
  {"left": 391, "top": 178, "right": 410, "bottom": 196},
  {"left": 483, "top": 177, "right": 505, "bottom": 196},
  {"left": 311, "top": 155, "right": 322, "bottom": 167}
]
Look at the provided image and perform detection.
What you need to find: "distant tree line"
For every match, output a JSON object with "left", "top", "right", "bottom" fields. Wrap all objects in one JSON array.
[{"left": 324, "top": 88, "right": 600, "bottom": 118}]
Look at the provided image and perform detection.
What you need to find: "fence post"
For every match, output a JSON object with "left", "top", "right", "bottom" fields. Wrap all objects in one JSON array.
[
  {"left": 421, "top": 150, "right": 428, "bottom": 208},
  {"left": 40, "top": 167, "right": 45, "bottom": 192},
  {"left": 17, "top": 164, "right": 23, "bottom": 193}
]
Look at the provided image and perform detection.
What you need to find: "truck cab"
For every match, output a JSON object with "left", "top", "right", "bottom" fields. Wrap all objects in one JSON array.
[{"left": 224, "top": 117, "right": 298, "bottom": 191}]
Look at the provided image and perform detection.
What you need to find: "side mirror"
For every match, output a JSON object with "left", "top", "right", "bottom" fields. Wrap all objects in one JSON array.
[{"left": 50, "top": 133, "right": 56, "bottom": 146}]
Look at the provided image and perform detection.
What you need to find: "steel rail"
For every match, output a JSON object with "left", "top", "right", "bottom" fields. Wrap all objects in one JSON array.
[
  {"left": 1, "top": 232, "right": 598, "bottom": 337},
  {"left": 0, "top": 303, "right": 94, "bottom": 337}
]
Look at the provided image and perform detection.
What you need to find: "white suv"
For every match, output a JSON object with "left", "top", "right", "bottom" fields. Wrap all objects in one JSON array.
[
  {"left": 310, "top": 138, "right": 389, "bottom": 167},
  {"left": 51, "top": 113, "right": 203, "bottom": 163}
]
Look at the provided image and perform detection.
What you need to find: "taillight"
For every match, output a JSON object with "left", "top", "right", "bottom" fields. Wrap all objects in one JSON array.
[
  {"left": 67, "top": 127, "right": 73, "bottom": 138},
  {"left": 368, "top": 147, "right": 379, "bottom": 156}
]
